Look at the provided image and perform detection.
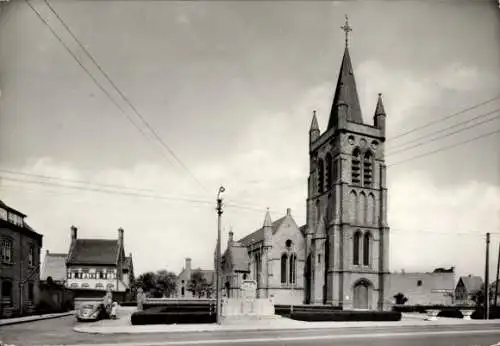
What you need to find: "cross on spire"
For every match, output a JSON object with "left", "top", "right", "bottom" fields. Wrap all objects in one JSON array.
[{"left": 340, "top": 14, "right": 352, "bottom": 48}]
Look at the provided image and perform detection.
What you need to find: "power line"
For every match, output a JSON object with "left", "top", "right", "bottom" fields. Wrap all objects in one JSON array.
[
  {"left": 387, "top": 128, "right": 500, "bottom": 167},
  {"left": 386, "top": 108, "right": 500, "bottom": 153},
  {"left": 386, "top": 110, "right": 500, "bottom": 156},
  {"left": 42, "top": 0, "right": 208, "bottom": 194},
  {"left": 389, "top": 94, "right": 500, "bottom": 141}
]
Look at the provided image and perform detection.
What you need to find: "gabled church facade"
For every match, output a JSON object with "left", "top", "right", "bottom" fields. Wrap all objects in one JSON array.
[{"left": 221, "top": 208, "right": 305, "bottom": 305}]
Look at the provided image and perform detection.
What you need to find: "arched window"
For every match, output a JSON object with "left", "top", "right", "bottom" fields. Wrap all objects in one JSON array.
[
  {"left": 280, "top": 253, "right": 288, "bottom": 284},
  {"left": 359, "top": 192, "right": 366, "bottom": 225},
  {"left": 351, "top": 148, "right": 361, "bottom": 185},
  {"left": 363, "top": 232, "right": 371, "bottom": 266},
  {"left": 325, "top": 153, "right": 333, "bottom": 190},
  {"left": 318, "top": 159, "right": 325, "bottom": 193},
  {"left": 353, "top": 231, "right": 361, "bottom": 265},
  {"left": 289, "top": 253, "right": 296, "bottom": 284},
  {"left": 349, "top": 190, "right": 357, "bottom": 223},
  {"left": 363, "top": 151, "right": 373, "bottom": 187},
  {"left": 367, "top": 193, "right": 375, "bottom": 225}
]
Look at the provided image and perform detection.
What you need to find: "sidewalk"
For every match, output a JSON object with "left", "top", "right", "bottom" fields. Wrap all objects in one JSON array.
[
  {"left": 0, "top": 311, "right": 75, "bottom": 327},
  {"left": 74, "top": 309, "right": 500, "bottom": 334}
]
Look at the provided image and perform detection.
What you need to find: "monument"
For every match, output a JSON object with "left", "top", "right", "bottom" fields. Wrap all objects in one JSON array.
[{"left": 221, "top": 280, "right": 275, "bottom": 320}]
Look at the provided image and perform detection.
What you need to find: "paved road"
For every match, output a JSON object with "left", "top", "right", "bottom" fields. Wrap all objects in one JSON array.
[{"left": 1, "top": 316, "right": 500, "bottom": 346}]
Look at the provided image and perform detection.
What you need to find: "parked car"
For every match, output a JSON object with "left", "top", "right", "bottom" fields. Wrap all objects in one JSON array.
[{"left": 76, "top": 303, "right": 109, "bottom": 322}]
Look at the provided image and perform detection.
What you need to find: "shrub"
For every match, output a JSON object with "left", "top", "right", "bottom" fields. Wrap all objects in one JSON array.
[
  {"left": 286, "top": 310, "right": 402, "bottom": 322},
  {"left": 471, "top": 307, "right": 500, "bottom": 320},
  {"left": 131, "top": 307, "right": 216, "bottom": 325}
]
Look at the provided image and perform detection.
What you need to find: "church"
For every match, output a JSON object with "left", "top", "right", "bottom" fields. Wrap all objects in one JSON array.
[{"left": 221, "top": 17, "right": 390, "bottom": 310}]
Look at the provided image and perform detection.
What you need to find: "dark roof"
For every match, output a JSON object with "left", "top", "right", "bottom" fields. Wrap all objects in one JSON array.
[
  {"left": 327, "top": 47, "right": 364, "bottom": 129},
  {"left": 458, "top": 276, "right": 483, "bottom": 293},
  {"left": 41, "top": 253, "right": 67, "bottom": 281},
  {"left": 67, "top": 239, "right": 118, "bottom": 265},
  {"left": 226, "top": 244, "right": 250, "bottom": 272},
  {"left": 0, "top": 199, "right": 26, "bottom": 217},
  {"left": 238, "top": 216, "right": 286, "bottom": 247},
  {"left": 299, "top": 224, "right": 308, "bottom": 237},
  {"left": 195, "top": 269, "right": 215, "bottom": 285}
]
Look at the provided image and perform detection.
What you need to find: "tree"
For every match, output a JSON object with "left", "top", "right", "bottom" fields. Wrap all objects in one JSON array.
[
  {"left": 136, "top": 270, "right": 177, "bottom": 298},
  {"left": 156, "top": 270, "right": 177, "bottom": 298},
  {"left": 188, "top": 270, "right": 213, "bottom": 298},
  {"left": 393, "top": 292, "right": 408, "bottom": 305}
]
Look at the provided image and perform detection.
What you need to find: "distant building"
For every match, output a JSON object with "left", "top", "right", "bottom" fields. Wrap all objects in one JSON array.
[
  {"left": 455, "top": 275, "right": 483, "bottom": 305},
  {"left": 41, "top": 250, "right": 67, "bottom": 284},
  {"left": 221, "top": 208, "right": 305, "bottom": 305},
  {"left": 0, "top": 200, "right": 43, "bottom": 317},
  {"left": 386, "top": 268, "right": 455, "bottom": 306},
  {"left": 176, "top": 258, "right": 215, "bottom": 299},
  {"left": 65, "top": 226, "right": 135, "bottom": 301}
]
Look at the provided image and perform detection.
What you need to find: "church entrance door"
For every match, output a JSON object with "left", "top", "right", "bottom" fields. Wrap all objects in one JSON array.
[{"left": 353, "top": 282, "right": 369, "bottom": 309}]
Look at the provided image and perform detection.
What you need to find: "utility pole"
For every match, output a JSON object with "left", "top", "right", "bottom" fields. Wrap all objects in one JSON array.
[
  {"left": 215, "top": 186, "right": 225, "bottom": 325},
  {"left": 494, "top": 241, "right": 500, "bottom": 307},
  {"left": 485, "top": 232, "right": 490, "bottom": 320}
]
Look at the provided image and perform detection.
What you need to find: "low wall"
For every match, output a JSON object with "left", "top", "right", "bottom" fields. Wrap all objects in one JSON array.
[{"left": 221, "top": 298, "right": 274, "bottom": 317}]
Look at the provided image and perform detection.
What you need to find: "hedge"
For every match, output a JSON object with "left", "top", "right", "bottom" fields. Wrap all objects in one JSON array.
[
  {"left": 131, "top": 307, "right": 216, "bottom": 325},
  {"left": 391, "top": 305, "right": 500, "bottom": 320},
  {"left": 284, "top": 310, "right": 402, "bottom": 322}
]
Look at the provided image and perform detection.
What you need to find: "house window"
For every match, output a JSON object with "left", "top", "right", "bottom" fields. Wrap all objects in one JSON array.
[
  {"left": 280, "top": 253, "right": 288, "bottom": 284},
  {"left": 351, "top": 148, "right": 361, "bottom": 185},
  {"left": 96, "top": 283, "right": 104, "bottom": 289},
  {"left": 318, "top": 254, "right": 321, "bottom": 264},
  {"left": 98, "top": 271, "right": 104, "bottom": 279},
  {"left": 289, "top": 253, "right": 296, "bottom": 284},
  {"left": 181, "top": 287, "right": 185, "bottom": 296},
  {"left": 1, "top": 238, "right": 13, "bottom": 263},
  {"left": 353, "top": 231, "right": 361, "bottom": 265},
  {"left": 417, "top": 280, "right": 423, "bottom": 287},
  {"left": 70, "top": 283, "right": 78, "bottom": 288},
  {"left": 363, "top": 232, "right": 371, "bottom": 266},
  {"left": 28, "top": 245, "right": 35, "bottom": 266},
  {"left": 28, "top": 283, "right": 34, "bottom": 301},
  {"left": 82, "top": 283, "right": 90, "bottom": 288},
  {"left": 106, "top": 283, "right": 114, "bottom": 289},
  {"left": 0, "top": 208, "right": 7, "bottom": 220},
  {"left": 1, "top": 280, "right": 13, "bottom": 306},
  {"left": 243, "top": 273, "right": 247, "bottom": 280}
]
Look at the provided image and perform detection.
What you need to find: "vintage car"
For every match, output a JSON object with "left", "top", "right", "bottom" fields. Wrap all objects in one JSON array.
[{"left": 76, "top": 303, "right": 109, "bottom": 322}]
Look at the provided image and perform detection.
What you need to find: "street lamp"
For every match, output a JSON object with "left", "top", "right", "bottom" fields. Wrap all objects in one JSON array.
[{"left": 216, "top": 186, "right": 225, "bottom": 324}]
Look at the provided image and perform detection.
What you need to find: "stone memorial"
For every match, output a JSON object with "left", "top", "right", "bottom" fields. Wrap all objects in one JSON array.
[
  {"left": 221, "top": 280, "right": 275, "bottom": 320},
  {"left": 136, "top": 287, "right": 145, "bottom": 311}
]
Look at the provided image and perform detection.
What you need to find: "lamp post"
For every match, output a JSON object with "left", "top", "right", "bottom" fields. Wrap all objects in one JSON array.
[{"left": 216, "top": 186, "right": 225, "bottom": 324}]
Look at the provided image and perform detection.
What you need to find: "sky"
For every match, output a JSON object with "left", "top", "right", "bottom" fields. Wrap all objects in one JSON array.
[{"left": 0, "top": 0, "right": 499, "bottom": 280}]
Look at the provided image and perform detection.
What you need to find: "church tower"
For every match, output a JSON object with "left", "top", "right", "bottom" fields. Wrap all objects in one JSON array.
[{"left": 304, "top": 16, "right": 390, "bottom": 310}]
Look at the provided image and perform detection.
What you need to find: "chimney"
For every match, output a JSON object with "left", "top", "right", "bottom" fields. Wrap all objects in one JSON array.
[
  {"left": 118, "top": 228, "right": 124, "bottom": 247},
  {"left": 71, "top": 225, "right": 78, "bottom": 241},
  {"left": 185, "top": 257, "right": 192, "bottom": 271},
  {"left": 286, "top": 208, "right": 291, "bottom": 216}
]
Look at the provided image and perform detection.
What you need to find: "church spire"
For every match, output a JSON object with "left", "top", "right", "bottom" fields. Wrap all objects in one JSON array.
[
  {"left": 375, "top": 93, "right": 386, "bottom": 116},
  {"left": 309, "top": 110, "right": 320, "bottom": 144},
  {"left": 374, "top": 93, "right": 387, "bottom": 133},
  {"left": 327, "top": 15, "right": 364, "bottom": 130}
]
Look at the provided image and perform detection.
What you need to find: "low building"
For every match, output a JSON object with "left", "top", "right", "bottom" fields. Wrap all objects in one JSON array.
[
  {"left": 65, "top": 226, "right": 135, "bottom": 302},
  {"left": 0, "top": 200, "right": 43, "bottom": 318},
  {"left": 386, "top": 268, "right": 456, "bottom": 306},
  {"left": 176, "top": 258, "right": 215, "bottom": 298},
  {"left": 455, "top": 275, "right": 483, "bottom": 305}
]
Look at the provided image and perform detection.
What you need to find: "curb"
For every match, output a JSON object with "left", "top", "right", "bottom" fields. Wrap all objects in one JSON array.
[
  {"left": 72, "top": 318, "right": 500, "bottom": 335},
  {"left": 0, "top": 311, "right": 75, "bottom": 327}
]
